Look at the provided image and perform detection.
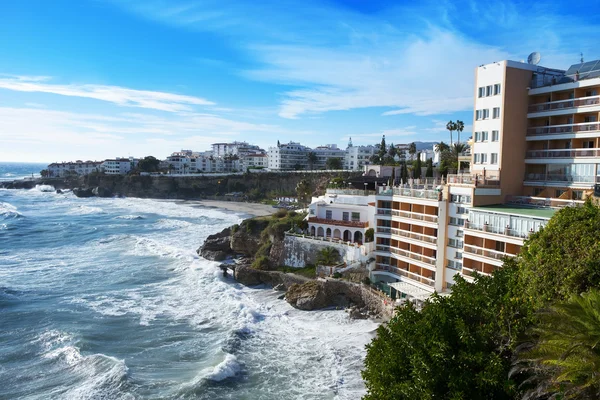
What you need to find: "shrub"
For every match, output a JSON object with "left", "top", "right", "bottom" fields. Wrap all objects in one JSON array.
[
  {"left": 332, "top": 272, "right": 342, "bottom": 279},
  {"left": 362, "top": 276, "right": 371, "bottom": 285},
  {"left": 231, "top": 224, "right": 239, "bottom": 233},
  {"left": 251, "top": 255, "right": 270, "bottom": 270},
  {"left": 365, "top": 228, "right": 374, "bottom": 243},
  {"left": 274, "top": 208, "right": 288, "bottom": 218}
]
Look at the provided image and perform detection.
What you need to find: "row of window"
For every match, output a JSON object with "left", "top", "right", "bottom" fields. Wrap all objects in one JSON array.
[
  {"left": 447, "top": 260, "right": 462, "bottom": 270},
  {"left": 449, "top": 217, "right": 466, "bottom": 226},
  {"left": 450, "top": 195, "right": 472, "bottom": 204},
  {"left": 473, "top": 153, "right": 498, "bottom": 164},
  {"left": 474, "top": 130, "right": 500, "bottom": 142},
  {"left": 477, "top": 84, "right": 501, "bottom": 98},
  {"left": 325, "top": 210, "right": 360, "bottom": 221},
  {"left": 475, "top": 107, "right": 501, "bottom": 120},
  {"left": 448, "top": 238, "right": 464, "bottom": 248}
]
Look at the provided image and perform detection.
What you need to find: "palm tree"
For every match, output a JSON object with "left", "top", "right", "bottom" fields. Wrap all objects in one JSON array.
[
  {"left": 517, "top": 290, "right": 600, "bottom": 399},
  {"left": 455, "top": 120, "right": 465, "bottom": 144},
  {"left": 408, "top": 142, "right": 417, "bottom": 161},
  {"left": 446, "top": 120, "right": 457, "bottom": 146},
  {"left": 435, "top": 141, "right": 450, "bottom": 154},
  {"left": 316, "top": 247, "right": 341, "bottom": 266},
  {"left": 307, "top": 152, "right": 318, "bottom": 170}
]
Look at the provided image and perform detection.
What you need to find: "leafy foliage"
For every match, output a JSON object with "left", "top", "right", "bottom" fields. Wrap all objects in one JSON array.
[
  {"left": 362, "top": 262, "right": 534, "bottom": 400},
  {"left": 138, "top": 156, "right": 161, "bottom": 173},
  {"left": 365, "top": 228, "right": 374, "bottom": 243},
  {"left": 326, "top": 157, "right": 343, "bottom": 170},
  {"left": 425, "top": 158, "right": 434, "bottom": 178},
  {"left": 316, "top": 247, "right": 341, "bottom": 266}
]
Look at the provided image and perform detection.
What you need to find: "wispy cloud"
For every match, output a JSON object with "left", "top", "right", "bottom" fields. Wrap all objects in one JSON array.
[{"left": 0, "top": 75, "right": 215, "bottom": 113}]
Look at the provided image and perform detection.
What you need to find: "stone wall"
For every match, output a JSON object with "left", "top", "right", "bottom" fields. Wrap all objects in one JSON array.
[{"left": 282, "top": 235, "right": 372, "bottom": 267}]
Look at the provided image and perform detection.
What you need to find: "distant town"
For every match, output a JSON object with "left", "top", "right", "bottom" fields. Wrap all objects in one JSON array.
[{"left": 42, "top": 139, "right": 445, "bottom": 177}]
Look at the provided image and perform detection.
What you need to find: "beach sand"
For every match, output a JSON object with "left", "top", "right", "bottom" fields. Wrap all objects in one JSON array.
[{"left": 181, "top": 200, "right": 277, "bottom": 217}]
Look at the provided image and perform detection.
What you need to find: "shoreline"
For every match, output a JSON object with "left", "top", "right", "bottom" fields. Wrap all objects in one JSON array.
[{"left": 178, "top": 199, "right": 276, "bottom": 217}]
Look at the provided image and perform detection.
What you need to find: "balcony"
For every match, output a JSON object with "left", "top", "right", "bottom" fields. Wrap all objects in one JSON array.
[
  {"left": 506, "top": 195, "right": 585, "bottom": 208},
  {"left": 463, "top": 244, "right": 513, "bottom": 261},
  {"left": 525, "top": 148, "right": 600, "bottom": 159},
  {"left": 523, "top": 173, "right": 595, "bottom": 184},
  {"left": 308, "top": 217, "right": 369, "bottom": 228},
  {"left": 377, "top": 208, "right": 392, "bottom": 215},
  {"left": 389, "top": 245, "right": 436, "bottom": 267},
  {"left": 528, "top": 95, "right": 600, "bottom": 113},
  {"left": 391, "top": 209, "right": 438, "bottom": 223},
  {"left": 527, "top": 122, "right": 600, "bottom": 136},
  {"left": 373, "top": 263, "right": 435, "bottom": 287},
  {"left": 378, "top": 186, "right": 441, "bottom": 200},
  {"left": 390, "top": 227, "right": 437, "bottom": 244},
  {"left": 464, "top": 220, "right": 530, "bottom": 239},
  {"left": 447, "top": 173, "right": 500, "bottom": 187},
  {"left": 326, "top": 188, "right": 376, "bottom": 196},
  {"left": 462, "top": 265, "right": 493, "bottom": 278}
]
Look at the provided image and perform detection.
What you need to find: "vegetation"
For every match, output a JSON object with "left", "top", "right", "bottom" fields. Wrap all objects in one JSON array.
[
  {"left": 276, "top": 264, "right": 316, "bottom": 278},
  {"left": 138, "top": 156, "right": 161, "bottom": 173},
  {"left": 296, "top": 179, "right": 312, "bottom": 206},
  {"left": 326, "top": 157, "right": 343, "bottom": 170},
  {"left": 365, "top": 228, "right": 374, "bottom": 243},
  {"left": 362, "top": 200, "right": 600, "bottom": 400},
  {"left": 307, "top": 152, "right": 318, "bottom": 170},
  {"left": 413, "top": 154, "right": 422, "bottom": 179},
  {"left": 316, "top": 247, "right": 341, "bottom": 266},
  {"left": 425, "top": 158, "right": 434, "bottom": 178}
]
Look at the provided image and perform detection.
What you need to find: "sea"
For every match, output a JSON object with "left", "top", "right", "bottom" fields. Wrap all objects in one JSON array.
[{"left": 0, "top": 162, "right": 378, "bottom": 400}]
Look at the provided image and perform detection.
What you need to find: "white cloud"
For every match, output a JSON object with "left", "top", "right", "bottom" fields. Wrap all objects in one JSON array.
[{"left": 0, "top": 75, "right": 215, "bottom": 113}]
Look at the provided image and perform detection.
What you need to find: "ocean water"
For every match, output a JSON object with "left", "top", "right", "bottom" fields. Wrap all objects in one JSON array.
[
  {"left": 0, "top": 185, "right": 378, "bottom": 399},
  {"left": 0, "top": 162, "right": 47, "bottom": 182}
]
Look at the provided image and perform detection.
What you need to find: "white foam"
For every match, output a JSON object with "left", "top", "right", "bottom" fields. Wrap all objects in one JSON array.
[
  {"left": 202, "top": 353, "right": 241, "bottom": 382},
  {"left": 67, "top": 205, "right": 104, "bottom": 215},
  {"left": 35, "top": 184, "right": 55, "bottom": 192},
  {"left": 115, "top": 215, "right": 145, "bottom": 220},
  {"left": 0, "top": 201, "right": 22, "bottom": 219}
]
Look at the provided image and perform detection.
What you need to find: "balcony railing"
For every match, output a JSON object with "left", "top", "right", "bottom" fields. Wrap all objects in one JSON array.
[
  {"left": 308, "top": 217, "right": 369, "bottom": 228},
  {"left": 463, "top": 244, "right": 513, "bottom": 261},
  {"left": 527, "top": 122, "right": 600, "bottom": 136},
  {"left": 376, "top": 226, "right": 392, "bottom": 234},
  {"left": 523, "top": 173, "right": 596, "bottom": 183},
  {"left": 525, "top": 148, "right": 600, "bottom": 159},
  {"left": 391, "top": 228, "right": 437, "bottom": 244},
  {"left": 389, "top": 245, "right": 436, "bottom": 266},
  {"left": 391, "top": 209, "right": 438, "bottom": 223},
  {"left": 326, "top": 188, "right": 376, "bottom": 196},
  {"left": 378, "top": 187, "right": 442, "bottom": 200},
  {"left": 377, "top": 208, "right": 392, "bottom": 215},
  {"left": 462, "top": 265, "right": 492, "bottom": 277},
  {"left": 373, "top": 263, "right": 435, "bottom": 287},
  {"left": 464, "top": 220, "right": 531, "bottom": 239},
  {"left": 447, "top": 173, "right": 500, "bottom": 187},
  {"left": 528, "top": 95, "right": 600, "bottom": 113},
  {"left": 506, "top": 195, "right": 585, "bottom": 208}
]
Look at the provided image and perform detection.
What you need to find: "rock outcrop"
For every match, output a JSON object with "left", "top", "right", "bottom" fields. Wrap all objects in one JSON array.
[
  {"left": 198, "top": 228, "right": 233, "bottom": 261},
  {"left": 234, "top": 265, "right": 309, "bottom": 289},
  {"left": 92, "top": 186, "right": 113, "bottom": 198},
  {"left": 73, "top": 187, "right": 94, "bottom": 198}
]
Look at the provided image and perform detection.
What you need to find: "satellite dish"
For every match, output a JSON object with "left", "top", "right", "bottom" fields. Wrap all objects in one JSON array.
[{"left": 528, "top": 52, "right": 541, "bottom": 65}]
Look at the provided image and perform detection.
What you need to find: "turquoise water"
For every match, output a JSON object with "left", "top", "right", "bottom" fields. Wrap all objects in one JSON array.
[
  {"left": 0, "top": 162, "right": 47, "bottom": 182},
  {"left": 0, "top": 179, "right": 377, "bottom": 399}
]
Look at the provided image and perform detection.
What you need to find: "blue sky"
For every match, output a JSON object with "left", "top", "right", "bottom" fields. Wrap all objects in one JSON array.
[{"left": 0, "top": 0, "right": 598, "bottom": 162}]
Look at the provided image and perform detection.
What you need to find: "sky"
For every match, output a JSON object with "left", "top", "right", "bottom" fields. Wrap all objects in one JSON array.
[{"left": 0, "top": 0, "right": 599, "bottom": 162}]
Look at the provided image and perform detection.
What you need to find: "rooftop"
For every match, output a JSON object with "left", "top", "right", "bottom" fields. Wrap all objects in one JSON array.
[{"left": 473, "top": 204, "right": 556, "bottom": 219}]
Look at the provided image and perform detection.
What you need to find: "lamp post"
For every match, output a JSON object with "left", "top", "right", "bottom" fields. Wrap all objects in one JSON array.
[{"left": 364, "top": 182, "right": 368, "bottom": 195}]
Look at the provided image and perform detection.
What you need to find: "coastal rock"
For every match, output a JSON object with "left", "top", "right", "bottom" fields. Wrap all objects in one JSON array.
[
  {"left": 198, "top": 227, "right": 232, "bottom": 261},
  {"left": 230, "top": 219, "right": 270, "bottom": 257},
  {"left": 285, "top": 280, "right": 330, "bottom": 311},
  {"left": 92, "top": 186, "right": 113, "bottom": 198},
  {"left": 73, "top": 187, "right": 94, "bottom": 198},
  {"left": 234, "top": 265, "right": 309, "bottom": 289},
  {"left": 273, "top": 283, "right": 286, "bottom": 291}
]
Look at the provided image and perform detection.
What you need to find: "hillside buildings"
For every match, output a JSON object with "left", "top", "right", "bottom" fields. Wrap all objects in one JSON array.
[
  {"left": 102, "top": 157, "right": 139, "bottom": 175},
  {"left": 47, "top": 161, "right": 103, "bottom": 177}
]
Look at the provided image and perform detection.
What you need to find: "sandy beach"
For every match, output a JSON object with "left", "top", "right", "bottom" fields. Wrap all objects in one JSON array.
[{"left": 181, "top": 199, "right": 277, "bottom": 217}]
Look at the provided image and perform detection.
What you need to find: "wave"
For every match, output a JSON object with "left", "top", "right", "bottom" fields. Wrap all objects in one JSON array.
[
  {"left": 154, "top": 218, "right": 194, "bottom": 229},
  {"left": 202, "top": 353, "right": 241, "bottom": 382},
  {"left": 115, "top": 215, "right": 145, "bottom": 220},
  {"left": 0, "top": 202, "right": 22, "bottom": 219},
  {"left": 35, "top": 184, "right": 55, "bottom": 192},
  {"left": 67, "top": 205, "right": 104, "bottom": 215}
]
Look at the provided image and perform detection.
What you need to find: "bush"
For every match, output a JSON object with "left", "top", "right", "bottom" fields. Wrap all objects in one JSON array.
[
  {"left": 251, "top": 255, "right": 270, "bottom": 270},
  {"left": 231, "top": 224, "right": 239, "bottom": 233},
  {"left": 362, "top": 276, "right": 371, "bottom": 285},
  {"left": 365, "top": 228, "right": 374, "bottom": 243},
  {"left": 274, "top": 208, "right": 288, "bottom": 218},
  {"left": 332, "top": 272, "right": 342, "bottom": 279}
]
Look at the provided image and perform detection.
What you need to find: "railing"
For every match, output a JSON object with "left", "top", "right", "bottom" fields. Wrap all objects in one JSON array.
[
  {"left": 391, "top": 228, "right": 437, "bottom": 244},
  {"left": 326, "top": 188, "right": 376, "bottom": 196},
  {"left": 376, "top": 244, "right": 390, "bottom": 251},
  {"left": 308, "top": 217, "right": 369, "bottom": 228},
  {"left": 461, "top": 265, "right": 492, "bottom": 277},
  {"left": 525, "top": 148, "right": 600, "bottom": 159},
  {"left": 373, "top": 263, "right": 435, "bottom": 287},
  {"left": 447, "top": 173, "right": 500, "bottom": 187},
  {"left": 528, "top": 95, "right": 600, "bottom": 113},
  {"left": 377, "top": 208, "right": 392, "bottom": 215},
  {"left": 376, "top": 227, "right": 392, "bottom": 234},
  {"left": 284, "top": 232, "right": 363, "bottom": 247},
  {"left": 464, "top": 221, "right": 531, "bottom": 239},
  {"left": 463, "top": 244, "right": 513, "bottom": 261},
  {"left": 391, "top": 209, "right": 438, "bottom": 223},
  {"left": 523, "top": 173, "right": 596, "bottom": 183},
  {"left": 378, "top": 187, "right": 441, "bottom": 200},
  {"left": 389, "top": 246, "right": 436, "bottom": 266},
  {"left": 527, "top": 122, "right": 600, "bottom": 136},
  {"left": 506, "top": 195, "right": 585, "bottom": 208}
]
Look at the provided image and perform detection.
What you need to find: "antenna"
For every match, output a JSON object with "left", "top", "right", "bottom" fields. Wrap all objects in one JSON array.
[{"left": 527, "top": 52, "right": 541, "bottom": 65}]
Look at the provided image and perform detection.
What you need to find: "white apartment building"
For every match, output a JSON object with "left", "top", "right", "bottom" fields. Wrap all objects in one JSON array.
[
  {"left": 102, "top": 157, "right": 138, "bottom": 175},
  {"left": 166, "top": 150, "right": 241, "bottom": 174},
  {"left": 47, "top": 161, "right": 103, "bottom": 177},
  {"left": 268, "top": 142, "right": 311, "bottom": 170},
  {"left": 312, "top": 144, "right": 346, "bottom": 169},
  {"left": 241, "top": 153, "right": 268, "bottom": 169},
  {"left": 211, "top": 142, "right": 263, "bottom": 158},
  {"left": 345, "top": 140, "right": 377, "bottom": 170}
]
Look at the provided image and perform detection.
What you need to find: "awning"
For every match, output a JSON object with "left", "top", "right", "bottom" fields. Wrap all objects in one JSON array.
[{"left": 389, "top": 281, "right": 433, "bottom": 301}]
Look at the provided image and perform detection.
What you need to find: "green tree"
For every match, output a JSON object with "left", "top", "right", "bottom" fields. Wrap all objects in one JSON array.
[
  {"left": 296, "top": 179, "right": 312, "bottom": 206},
  {"left": 425, "top": 158, "right": 433, "bottom": 178},
  {"left": 316, "top": 247, "right": 341, "bottom": 266},
  {"left": 400, "top": 162, "right": 408, "bottom": 183},
  {"left": 518, "top": 200, "right": 600, "bottom": 307},
  {"left": 413, "top": 153, "right": 422, "bottom": 179},
  {"left": 446, "top": 120, "right": 457, "bottom": 146},
  {"left": 138, "top": 156, "right": 161, "bottom": 173},
  {"left": 388, "top": 143, "right": 397, "bottom": 158},
  {"left": 362, "top": 262, "right": 533, "bottom": 399},
  {"left": 456, "top": 120, "right": 465, "bottom": 144},
  {"left": 378, "top": 135, "right": 387, "bottom": 165},
  {"left": 517, "top": 290, "right": 600, "bottom": 400},
  {"left": 40, "top": 169, "right": 49, "bottom": 178},
  {"left": 434, "top": 141, "right": 450, "bottom": 154},
  {"left": 408, "top": 142, "right": 417, "bottom": 161},
  {"left": 365, "top": 228, "right": 374, "bottom": 242},
  {"left": 307, "top": 152, "right": 318, "bottom": 170},
  {"left": 326, "top": 157, "right": 343, "bottom": 170}
]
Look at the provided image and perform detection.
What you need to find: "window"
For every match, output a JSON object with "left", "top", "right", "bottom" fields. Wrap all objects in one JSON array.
[
  {"left": 475, "top": 110, "right": 482, "bottom": 120},
  {"left": 481, "top": 131, "right": 489, "bottom": 141},
  {"left": 456, "top": 206, "right": 466, "bottom": 214},
  {"left": 481, "top": 153, "right": 488, "bottom": 163},
  {"left": 495, "top": 241, "right": 506, "bottom": 253},
  {"left": 555, "top": 189, "right": 565, "bottom": 198},
  {"left": 447, "top": 260, "right": 462, "bottom": 271},
  {"left": 494, "top": 84, "right": 501, "bottom": 95},
  {"left": 351, "top": 212, "right": 360, "bottom": 222},
  {"left": 342, "top": 212, "right": 349, "bottom": 221},
  {"left": 456, "top": 229, "right": 464, "bottom": 237},
  {"left": 450, "top": 195, "right": 471, "bottom": 203},
  {"left": 492, "top": 130, "right": 499, "bottom": 142},
  {"left": 478, "top": 87, "right": 484, "bottom": 97},
  {"left": 493, "top": 107, "right": 500, "bottom": 119},
  {"left": 326, "top": 210, "right": 332, "bottom": 220},
  {"left": 474, "top": 132, "right": 480, "bottom": 142},
  {"left": 573, "top": 190, "right": 583, "bottom": 200},
  {"left": 486, "top": 85, "right": 492, "bottom": 96},
  {"left": 483, "top": 109, "right": 490, "bottom": 119},
  {"left": 448, "top": 238, "right": 464, "bottom": 248},
  {"left": 474, "top": 153, "right": 480, "bottom": 163},
  {"left": 583, "top": 140, "right": 594, "bottom": 148},
  {"left": 455, "top": 252, "right": 463, "bottom": 260},
  {"left": 309, "top": 209, "right": 315, "bottom": 215},
  {"left": 491, "top": 153, "right": 498, "bottom": 164}
]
